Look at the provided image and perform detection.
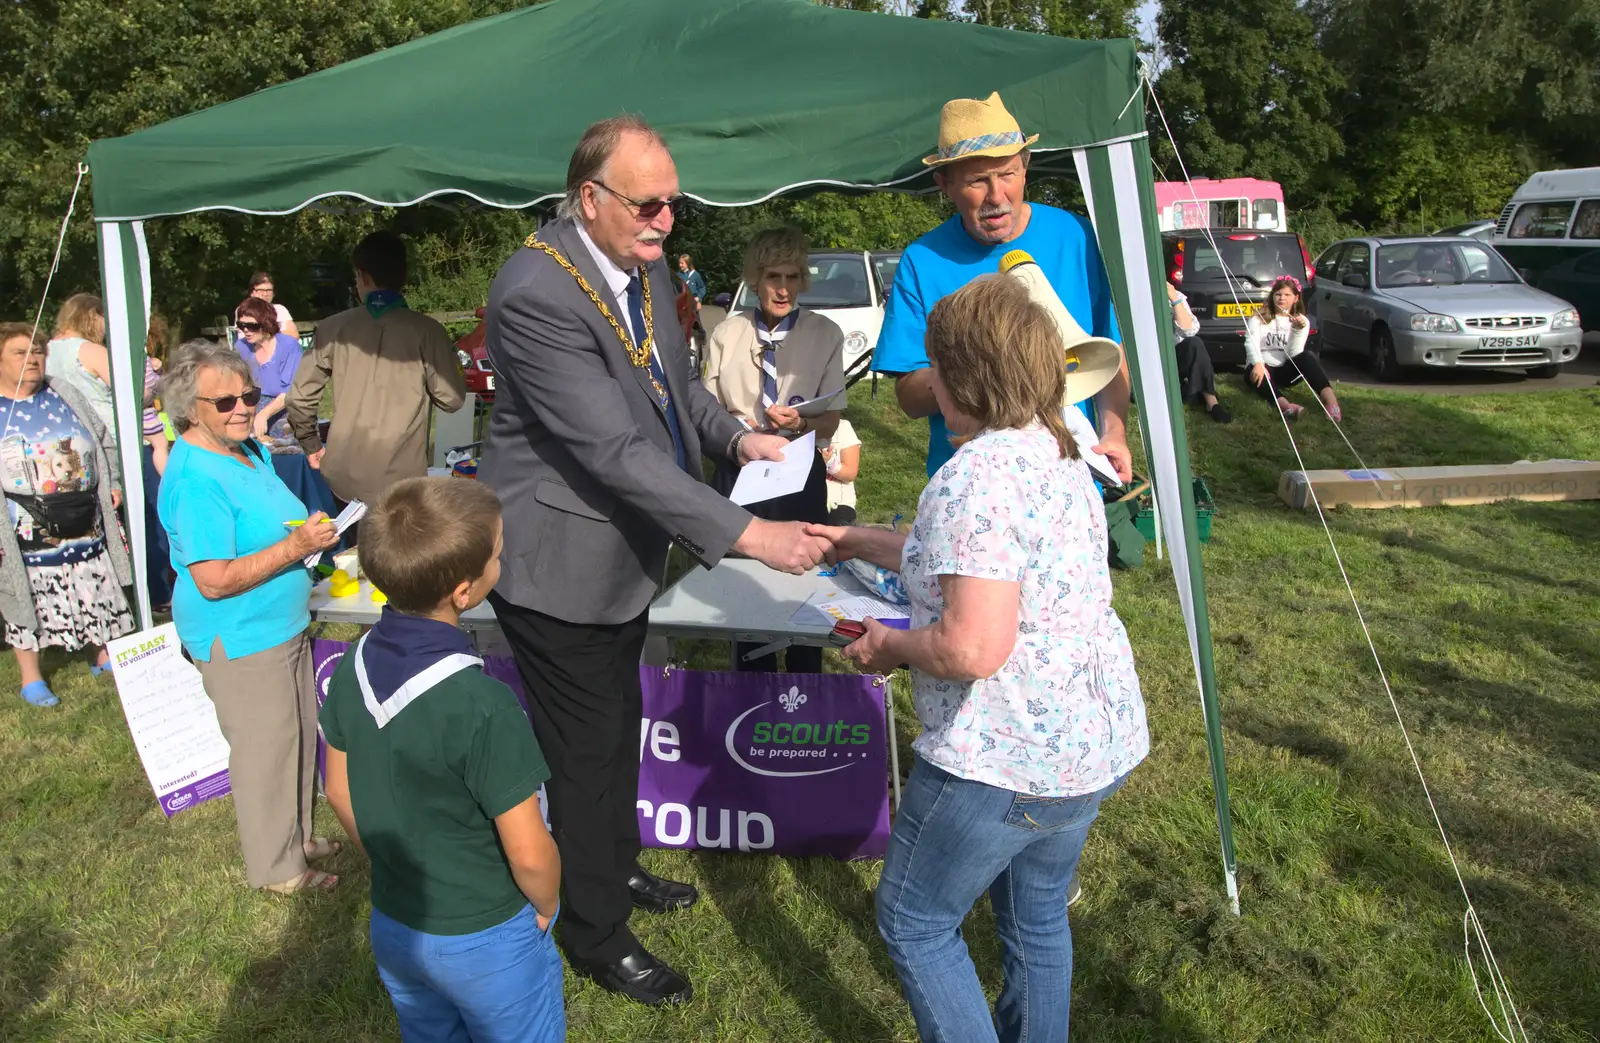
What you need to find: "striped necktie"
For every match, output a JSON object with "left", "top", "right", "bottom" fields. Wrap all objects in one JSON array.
[{"left": 754, "top": 312, "right": 798, "bottom": 421}]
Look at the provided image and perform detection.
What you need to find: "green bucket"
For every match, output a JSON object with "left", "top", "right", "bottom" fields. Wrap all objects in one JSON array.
[{"left": 1133, "top": 476, "right": 1215, "bottom": 544}]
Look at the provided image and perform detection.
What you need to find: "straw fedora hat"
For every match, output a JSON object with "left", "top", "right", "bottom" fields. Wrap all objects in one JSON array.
[
  {"left": 999, "top": 249, "right": 1124, "bottom": 405},
  {"left": 923, "top": 92, "right": 1041, "bottom": 168}
]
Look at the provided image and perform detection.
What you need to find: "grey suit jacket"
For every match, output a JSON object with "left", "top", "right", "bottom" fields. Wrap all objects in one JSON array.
[{"left": 479, "top": 217, "right": 751, "bottom": 625}]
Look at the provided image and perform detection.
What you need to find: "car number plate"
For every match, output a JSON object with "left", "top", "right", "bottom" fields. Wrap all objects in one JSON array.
[
  {"left": 1213, "top": 303, "right": 1255, "bottom": 318},
  {"left": 1478, "top": 335, "right": 1540, "bottom": 348},
  {"left": 485, "top": 375, "right": 496, "bottom": 390}
]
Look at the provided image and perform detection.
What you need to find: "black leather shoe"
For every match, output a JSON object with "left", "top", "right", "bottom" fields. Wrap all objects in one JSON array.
[
  {"left": 628, "top": 867, "right": 699, "bottom": 913},
  {"left": 581, "top": 945, "right": 693, "bottom": 1006}
]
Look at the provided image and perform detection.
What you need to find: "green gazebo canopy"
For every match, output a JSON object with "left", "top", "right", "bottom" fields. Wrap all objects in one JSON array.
[{"left": 87, "top": 0, "right": 1144, "bottom": 219}]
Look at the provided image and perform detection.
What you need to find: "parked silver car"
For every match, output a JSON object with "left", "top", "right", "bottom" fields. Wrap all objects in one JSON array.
[{"left": 1311, "top": 236, "right": 1584, "bottom": 379}]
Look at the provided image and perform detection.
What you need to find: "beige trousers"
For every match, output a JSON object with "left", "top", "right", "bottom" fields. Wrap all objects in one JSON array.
[{"left": 197, "top": 632, "right": 317, "bottom": 888}]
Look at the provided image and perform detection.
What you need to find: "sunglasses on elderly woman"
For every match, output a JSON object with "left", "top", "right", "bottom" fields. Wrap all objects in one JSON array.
[
  {"left": 197, "top": 388, "right": 263, "bottom": 413},
  {"left": 237, "top": 322, "right": 265, "bottom": 333},
  {"left": 593, "top": 180, "right": 682, "bottom": 220}
]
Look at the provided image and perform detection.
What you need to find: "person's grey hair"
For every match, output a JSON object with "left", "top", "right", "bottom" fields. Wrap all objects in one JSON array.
[
  {"left": 556, "top": 115, "right": 669, "bottom": 221},
  {"left": 742, "top": 227, "right": 812, "bottom": 292},
  {"left": 161, "top": 338, "right": 253, "bottom": 433}
]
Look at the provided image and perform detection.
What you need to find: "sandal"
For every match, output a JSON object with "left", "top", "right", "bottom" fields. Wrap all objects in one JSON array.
[
  {"left": 1327, "top": 405, "right": 1343, "bottom": 423},
  {"left": 304, "top": 838, "right": 343, "bottom": 861},
  {"left": 20, "top": 680, "right": 58, "bottom": 707},
  {"left": 263, "top": 869, "right": 339, "bottom": 894},
  {"left": 1280, "top": 402, "right": 1304, "bottom": 422},
  {"left": 90, "top": 651, "right": 112, "bottom": 677}
]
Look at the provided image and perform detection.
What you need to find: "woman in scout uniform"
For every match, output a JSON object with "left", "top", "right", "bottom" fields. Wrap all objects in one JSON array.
[{"left": 702, "top": 227, "right": 847, "bottom": 672}]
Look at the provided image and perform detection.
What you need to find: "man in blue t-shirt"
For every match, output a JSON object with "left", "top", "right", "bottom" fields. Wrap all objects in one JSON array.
[{"left": 874, "top": 92, "right": 1132, "bottom": 480}]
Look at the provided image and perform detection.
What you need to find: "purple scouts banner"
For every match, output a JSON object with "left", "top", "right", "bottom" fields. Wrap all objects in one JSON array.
[
  {"left": 634, "top": 668, "right": 890, "bottom": 859},
  {"left": 311, "top": 642, "right": 890, "bottom": 860}
]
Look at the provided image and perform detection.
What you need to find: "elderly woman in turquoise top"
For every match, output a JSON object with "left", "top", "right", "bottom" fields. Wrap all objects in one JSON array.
[
  {"left": 157, "top": 339, "right": 341, "bottom": 894},
  {"left": 809, "top": 275, "right": 1148, "bottom": 1043}
]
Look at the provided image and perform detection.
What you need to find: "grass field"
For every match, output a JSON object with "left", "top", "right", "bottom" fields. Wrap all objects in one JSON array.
[{"left": 3, "top": 374, "right": 1598, "bottom": 1042}]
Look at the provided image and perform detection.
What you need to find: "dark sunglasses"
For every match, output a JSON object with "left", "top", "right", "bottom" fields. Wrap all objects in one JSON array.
[
  {"left": 593, "top": 180, "right": 682, "bottom": 220},
  {"left": 197, "top": 387, "right": 263, "bottom": 413},
  {"left": 237, "top": 322, "right": 265, "bottom": 333}
]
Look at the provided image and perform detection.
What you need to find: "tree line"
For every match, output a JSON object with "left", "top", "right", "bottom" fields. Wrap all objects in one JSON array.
[{"left": 1, "top": 0, "right": 1595, "bottom": 334}]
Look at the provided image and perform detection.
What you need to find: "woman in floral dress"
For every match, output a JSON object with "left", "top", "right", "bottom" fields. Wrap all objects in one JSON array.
[
  {"left": 0, "top": 323, "right": 134, "bottom": 707},
  {"left": 809, "top": 275, "right": 1148, "bottom": 1043}
]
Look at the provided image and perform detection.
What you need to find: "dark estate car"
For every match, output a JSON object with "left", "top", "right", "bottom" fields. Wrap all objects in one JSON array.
[{"left": 1161, "top": 230, "right": 1319, "bottom": 365}]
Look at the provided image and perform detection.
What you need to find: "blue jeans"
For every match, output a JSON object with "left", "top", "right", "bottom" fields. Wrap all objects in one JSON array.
[
  {"left": 369, "top": 904, "right": 564, "bottom": 1043},
  {"left": 876, "top": 757, "right": 1128, "bottom": 1043}
]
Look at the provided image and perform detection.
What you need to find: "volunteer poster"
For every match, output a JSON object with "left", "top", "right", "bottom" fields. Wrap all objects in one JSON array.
[{"left": 108, "top": 623, "right": 232, "bottom": 817}]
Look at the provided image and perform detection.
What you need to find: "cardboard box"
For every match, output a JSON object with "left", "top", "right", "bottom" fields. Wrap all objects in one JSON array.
[{"left": 1278, "top": 460, "right": 1600, "bottom": 510}]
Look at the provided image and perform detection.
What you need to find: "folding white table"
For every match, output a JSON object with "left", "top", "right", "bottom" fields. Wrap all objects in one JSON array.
[{"left": 308, "top": 557, "right": 867, "bottom": 648}]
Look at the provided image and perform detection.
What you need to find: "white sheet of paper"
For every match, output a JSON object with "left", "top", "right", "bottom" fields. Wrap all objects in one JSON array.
[
  {"left": 108, "top": 623, "right": 232, "bottom": 816},
  {"left": 730, "top": 431, "right": 817, "bottom": 506},
  {"left": 1063, "top": 407, "right": 1120, "bottom": 487},
  {"left": 305, "top": 498, "right": 368, "bottom": 567},
  {"left": 788, "top": 587, "right": 911, "bottom": 628},
  {"left": 789, "top": 386, "right": 848, "bottom": 418}
]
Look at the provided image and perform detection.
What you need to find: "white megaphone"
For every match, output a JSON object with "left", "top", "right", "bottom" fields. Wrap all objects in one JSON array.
[{"left": 1000, "top": 250, "right": 1125, "bottom": 486}]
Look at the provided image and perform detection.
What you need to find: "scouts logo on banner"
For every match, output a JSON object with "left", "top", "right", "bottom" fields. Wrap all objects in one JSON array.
[
  {"left": 311, "top": 642, "right": 890, "bottom": 861},
  {"left": 638, "top": 668, "right": 890, "bottom": 860}
]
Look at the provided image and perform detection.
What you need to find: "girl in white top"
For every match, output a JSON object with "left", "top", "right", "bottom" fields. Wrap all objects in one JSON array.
[
  {"left": 821, "top": 417, "right": 860, "bottom": 524},
  {"left": 1244, "top": 276, "right": 1343, "bottom": 422}
]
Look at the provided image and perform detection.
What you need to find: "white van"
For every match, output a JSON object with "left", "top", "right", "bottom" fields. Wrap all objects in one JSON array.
[{"left": 1490, "top": 167, "right": 1600, "bottom": 330}]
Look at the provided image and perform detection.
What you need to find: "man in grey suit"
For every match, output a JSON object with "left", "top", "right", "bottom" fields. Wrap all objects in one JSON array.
[{"left": 479, "top": 116, "right": 829, "bottom": 1007}]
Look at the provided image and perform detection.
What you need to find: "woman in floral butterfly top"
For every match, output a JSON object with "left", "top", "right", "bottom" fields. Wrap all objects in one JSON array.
[{"left": 808, "top": 274, "right": 1148, "bottom": 1043}]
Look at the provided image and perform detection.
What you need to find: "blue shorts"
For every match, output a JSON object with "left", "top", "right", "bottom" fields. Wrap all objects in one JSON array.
[{"left": 369, "top": 904, "right": 564, "bottom": 1043}]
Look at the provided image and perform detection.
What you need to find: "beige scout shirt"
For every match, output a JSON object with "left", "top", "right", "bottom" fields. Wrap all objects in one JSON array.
[
  {"left": 702, "top": 310, "right": 846, "bottom": 430},
  {"left": 287, "top": 305, "right": 466, "bottom": 506}
]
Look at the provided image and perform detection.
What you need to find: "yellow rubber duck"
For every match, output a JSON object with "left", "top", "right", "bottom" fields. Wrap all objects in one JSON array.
[
  {"left": 369, "top": 585, "right": 388, "bottom": 605},
  {"left": 329, "top": 569, "right": 360, "bottom": 599}
]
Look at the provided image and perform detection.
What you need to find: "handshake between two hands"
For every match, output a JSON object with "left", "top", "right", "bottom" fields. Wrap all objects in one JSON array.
[
  {"left": 731, "top": 517, "right": 904, "bottom": 671},
  {"left": 733, "top": 519, "right": 850, "bottom": 576},
  {"left": 730, "top": 432, "right": 851, "bottom": 575},
  {"left": 729, "top": 433, "right": 903, "bottom": 669},
  {"left": 732, "top": 518, "right": 908, "bottom": 671}
]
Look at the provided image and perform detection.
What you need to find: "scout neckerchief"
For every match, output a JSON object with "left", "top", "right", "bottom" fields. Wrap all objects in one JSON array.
[
  {"left": 753, "top": 310, "right": 799, "bottom": 418},
  {"left": 364, "top": 289, "right": 408, "bottom": 320}
]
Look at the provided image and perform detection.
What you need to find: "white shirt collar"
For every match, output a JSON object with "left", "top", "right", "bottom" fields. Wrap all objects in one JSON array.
[{"left": 573, "top": 220, "right": 635, "bottom": 305}]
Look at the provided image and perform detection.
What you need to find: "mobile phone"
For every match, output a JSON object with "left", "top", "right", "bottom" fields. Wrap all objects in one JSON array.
[{"left": 828, "top": 619, "right": 867, "bottom": 647}]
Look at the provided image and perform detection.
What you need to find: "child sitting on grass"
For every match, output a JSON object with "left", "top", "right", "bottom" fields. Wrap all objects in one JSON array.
[
  {"left": 1244, "top": 275, "right": 1344, "bottom": 423},
  {"left": 320, "top": 476, "right": 563, "bottom": 1043}
]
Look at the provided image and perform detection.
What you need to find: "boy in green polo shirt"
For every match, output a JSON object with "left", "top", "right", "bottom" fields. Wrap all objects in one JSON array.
[{"left": 320, "top": 477, "right": 563, "bottom": 1043}]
